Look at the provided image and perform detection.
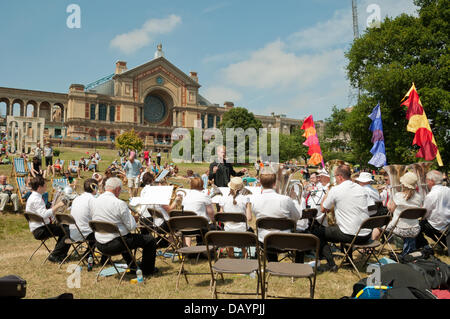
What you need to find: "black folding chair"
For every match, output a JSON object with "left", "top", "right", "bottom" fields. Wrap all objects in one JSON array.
[
  {"left": 377, "top": 208, "right": 426, "bottom": 262},
  {"left": 167, "top": 216, "right": 210, "bottom": 290},
  {"left": 206, "top": 231, "right": 262, "bottom": 299},
  {"left": 88, "top": 220, "right": 141, "bottom": 286},
  {"left": 338, "top": 215, "right": 392, "bottom": 278},
  {"left": 214, "top": 212, "right": 250, "bottom": 258},
  {"left": 55, "top": 213, "right": 97, "bottom": 269},
  {"left": 263, "top": 233, "right": 320, "bottom": 299},
  {"left": 256, "top": 217, "right": 297, "bottom": 262},
  {"left": 23, "top": 212, "right": 58, "bottom": 264}
]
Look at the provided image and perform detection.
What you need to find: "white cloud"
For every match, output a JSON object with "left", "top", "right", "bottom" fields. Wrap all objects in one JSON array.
[
  {"left": 202, "top": 86, "right": 242, "bottom": 105},
  {"left": 110, "top": 15, "right": 181, "bottom": 54},
  {"left": 202, "top": 2, "right": 230, "bottom": 14}
]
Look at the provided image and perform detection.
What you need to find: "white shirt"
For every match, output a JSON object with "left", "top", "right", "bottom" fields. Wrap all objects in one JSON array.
[
  {"left": 182, "top": 189, "right": 213, "bottom": 222},
  {"left": 250, "top": 188, "right": 301, "bottom": 242},
  {"left": 218, "top": 193, "right": 249, "bottom": 232},
  {"left": 294, "top": 199, "right": 309, "bottom": 231},
  {"left": 69, "top": 192, "right": 95, "bottom": 242},
  {"left": 388, "top": 191, "right": 423, "bottom": 230},
  {"left": 140, "top": 185, "right": 170, "bottom": 227},
  {"left": 26, "top": 191, "right": 54, "bottom": 233},
  {"left": 322, "top": 180, "right": 370, "bottom": 236},
  {"left": 362, "top": 184, "right": 381, "bottom": 216},
  {"left": 423, "top": 185, "right": 450, "bottom": 231},
  {"left": 91, "top": 191, "right": 136, "bottom": 244}
]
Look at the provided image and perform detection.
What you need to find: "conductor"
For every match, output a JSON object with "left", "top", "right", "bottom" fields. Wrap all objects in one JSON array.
[{"left": 209, "top": 145, "right": 247, "bottom": 187}]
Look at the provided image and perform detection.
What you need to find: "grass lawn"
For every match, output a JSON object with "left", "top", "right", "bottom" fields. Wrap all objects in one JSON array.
[{"left": 0, "top": 147, "right": 448, "bottom": 299}]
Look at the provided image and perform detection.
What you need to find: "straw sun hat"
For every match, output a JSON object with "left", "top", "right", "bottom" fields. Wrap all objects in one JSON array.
[
  {"left": 228, "top": 177, "right": 244, "bottom": 191},
  {"left": 400, "top": 172, "right": 418, "bottom": 190}
]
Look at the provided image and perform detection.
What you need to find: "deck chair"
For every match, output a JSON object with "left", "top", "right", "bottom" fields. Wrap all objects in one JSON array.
[
  {"left": 11, "top": 157, "right": 28, "bottom": 177},
  {"left": 205, "top": 231, "right": 262, "bottom": 299},
  {"left": 337, "top": 215, "right": 392, "bottom": 278},
  {"left": 167, "top": 216, "right": 210, "bottom": 290},
  {"left": 23, "top": 212, "right": 58, "bottom": 264},
  {"left": 55, "top": 213, "right": 97, "bottom": 269},
  {"left": 15, "top": 176, "right": 27, "bottom": 205},
  {"left": 88, "top": 220, "right": 140, "bottom": 286},
  {"left": 377, "top": 208, "right": 427, "bottom": 262},
  {"left": 256, "top": 217, "right": 297, "bottom": 262},
  {"left": 67, "top": 161, "right": 79, "bottom": 176},
  {"left": 53, "top": 159, "right": 65, "bottom": 176},
  {"left": 263, "top": 233, "right": 320, "bottom": 299}
]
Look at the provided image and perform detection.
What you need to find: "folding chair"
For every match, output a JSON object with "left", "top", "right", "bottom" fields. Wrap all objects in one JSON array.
[
  {"left": 168, "top": 210, "right": 197, "bottom": 218},
  {"left": 377, "top": 208, "right": 426, "bottom": 262},
  {"left": 431, "top": 224, "right": 449, "bottom": 252},
  {"left": 338, "top": 215, "right": 391, "bottom": 278},
  {"left": 67, "top": 161, "right": 79, "bottom": 177},
  {"left": 167, "top": 216, "right": 210, "bottom": 290},
  {"left": 301, "top": 208, "right": 318, "bottom": 231},
  {"left": 55, "top": 213, "right": 97, "bottom": 269},
  {"left": 53, "top": 159, "right": 65, "bottom": 176},
  {"left": 205, "top": 231, "right": 262, "bottom": 299},
  {"left": 15, "top": 176, "right": 27, "bottom": 205},
  {"left": 23, "top": 212, "right": 58, "bottom": 264},
  {"left": 256, "top": 217, "right": 297, "bottom": 262},
  {"left": 263, "top": 233, "right": 320, "bottom": 299},
  {"left": 11, "top": 157, "right": 28, "bottom": 177},
  {"left": 88, "top": 220, "right": 141, "bottom": 286},
  {"left": 214, "top": 212, "right": 248, "bottom": 231}
]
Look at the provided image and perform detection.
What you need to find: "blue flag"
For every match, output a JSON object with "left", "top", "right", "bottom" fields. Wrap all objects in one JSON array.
[{"left": 368, "top": 103, "right": 387, "bottom": 167}]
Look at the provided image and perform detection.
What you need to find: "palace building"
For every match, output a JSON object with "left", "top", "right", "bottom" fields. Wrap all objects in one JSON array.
[{"left": 0, "top": 44, "right": 305, "bottom": 152}]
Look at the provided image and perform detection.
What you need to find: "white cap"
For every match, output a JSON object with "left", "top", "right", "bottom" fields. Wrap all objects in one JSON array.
[
  {"left": 355, "top": 172, "right": 373, "bottom": 183},
  {"left": 318, "top": 169, "right": 330, "bottom": 178}
]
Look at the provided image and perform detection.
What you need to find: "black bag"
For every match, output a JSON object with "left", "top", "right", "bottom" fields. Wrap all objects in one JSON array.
[
  {"left": 406, "top": 257, "right": 450, "bottom": 289},
  {"left": 382, "top": 287, "right": 437, "bottom": 299},
  {"left": 0, "top": 275, "right": 27, "bottom": 299}
]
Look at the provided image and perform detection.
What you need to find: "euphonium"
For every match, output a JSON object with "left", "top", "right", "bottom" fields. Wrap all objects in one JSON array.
[{"left": 169, "top": 182, "right": 186, "bottom": 210}]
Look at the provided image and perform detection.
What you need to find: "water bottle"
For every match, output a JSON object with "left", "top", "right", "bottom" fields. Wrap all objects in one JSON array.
[
  {"left": 87, "top": 256, "right": 93, "bottom": 272},
  {"left": 136, "top": 268, "right": 144, "bottom": 283}
]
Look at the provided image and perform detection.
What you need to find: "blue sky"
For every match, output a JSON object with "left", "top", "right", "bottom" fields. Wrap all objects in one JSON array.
[{"left": 0, "top": 0, "right": 418, "bottom": 121}]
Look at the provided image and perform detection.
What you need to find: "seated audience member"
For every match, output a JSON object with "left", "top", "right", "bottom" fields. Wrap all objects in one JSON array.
[
  {"left": 218, "top": 177, "right": 252, "bottom": 258},
  {"left": 88, "top": 156, "right": 98, "bottom": 172},
  {"left": 79, "top": 157, "right": 88, "bottom": 171},
  {"left": 63, "top": 171, "right": 77, "bottom": 189},
  {"left": 91, "top": 177, "right": 158, "bottom": 276},
  {"left": 372, "top": 172, "right": 422, "bottom": 257},
  {"left": 68, "top": 160, "right": 81, "bottom": 178},
  {"left": 30, "top": 156, "right": 45, "bottom": 178},
  {"left": 416, "top": 170, "right": 450, "bottom": 255},
  {"left": 355, "top": 172, "right": 381, "bottom": 216},
  {"left": 182, "top": 177, "right": 216, "bottom": 246},
  {"left": 250, "top": 167, "right": 302, "bottom": 262},
  {"left": 315, "top": 164, "right": 371, "bottom": 272},
  {"left": 151, "top": 163, "right": 159, "bottom": 176},
  {"left": 25, "top": 176, "right": 68, "bottom": 263},
  {"left": 0, "top": 175, "right": 19, "bottom": 214}
]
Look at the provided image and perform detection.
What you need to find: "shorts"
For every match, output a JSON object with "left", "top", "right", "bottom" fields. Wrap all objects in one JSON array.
[
  {"left": 45, "top": 157, "right": 53, "bottom": 166},
  {"left": 127, "top": 177, "right": 140, "bottom": 188}
]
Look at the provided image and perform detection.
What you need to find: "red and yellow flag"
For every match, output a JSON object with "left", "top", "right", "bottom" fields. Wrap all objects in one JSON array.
[
  {"left": 401, "top": 83, "right": 443, "bottom": 166},
  {"left": 301, "top": 115, "right": 324, "bottom": 167}
]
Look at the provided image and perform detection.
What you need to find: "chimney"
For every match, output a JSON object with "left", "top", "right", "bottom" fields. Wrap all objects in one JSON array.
[
  {"left": 115, "top": 61, "right": 128, "bottom": 75},
  {"left": 189, "top": 71, "right": 198, "bottom": 83},
  {"left": 224, "top": 101, "right": 234, "bottom": 109}
]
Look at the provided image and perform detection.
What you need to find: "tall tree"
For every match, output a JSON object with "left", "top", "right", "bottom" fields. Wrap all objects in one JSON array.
[
  {"left": 345, "top": 0, "right": 449, "bottom": 169},
  {"left": 115, "top": 129, "right": 143, "bottom": 155}
]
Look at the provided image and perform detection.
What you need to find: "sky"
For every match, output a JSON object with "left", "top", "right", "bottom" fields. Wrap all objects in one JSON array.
[{"left": 0, "top": 0, "right": 419, "bottom": 121}]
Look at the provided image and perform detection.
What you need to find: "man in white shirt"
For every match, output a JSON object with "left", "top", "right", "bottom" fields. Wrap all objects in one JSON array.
[
  {"left": 124, "top": 152, "right": 143, "bottom": 198},
  {"left": 91, "top": 177, "right": 158, "bottom": 276},
  {"left": 355, "top": 172, "right": 381, "bottom": 216},
  {"left": 314, "top": 165, "right": 371, "bottom": 271},
  {"left": 69, "top": 178, "right": 98, "bottom": 251},
  {"left": 25, "top": 176, "right": 68, "bottom": 263},
  {"left": 250, "top": 167, "right": 301, "bottom": 262},
  {"left": 416, "top": 170, "right": 450, "bottom": 256}
]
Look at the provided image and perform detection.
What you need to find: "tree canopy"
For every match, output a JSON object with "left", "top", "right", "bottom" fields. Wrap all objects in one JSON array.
[
  {"left": 343, "top": 0, "right": 449, "bottom": 169},
  {"left": 115, "top": 129, "right": 143, "bottom": 154}
]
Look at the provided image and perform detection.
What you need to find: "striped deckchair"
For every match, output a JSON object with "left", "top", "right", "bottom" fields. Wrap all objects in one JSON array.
[
  {"left": 11, "top": 157, "right": 28, "bottom": 177},
  {"left": 15, "top": 176, "right": 28, "bottom": 205},
  {"left": 52, "top": 177, "right": 68, "bottom": 191}
]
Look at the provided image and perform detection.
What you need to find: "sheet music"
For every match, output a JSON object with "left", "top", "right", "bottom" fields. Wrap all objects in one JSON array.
[{"left": 133, "top": 186, "right": 174, "bottom": 205}]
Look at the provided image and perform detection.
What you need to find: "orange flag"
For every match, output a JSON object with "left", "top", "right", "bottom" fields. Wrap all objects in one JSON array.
[
  {"left": 301, "top": 115, "right": 324, "bottom": 167},
  {"left": 401, "top": 83, "right": 443, "bottom": 166}
]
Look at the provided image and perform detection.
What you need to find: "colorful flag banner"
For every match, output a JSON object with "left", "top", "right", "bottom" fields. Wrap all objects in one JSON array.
[
  {"left": 401, "top": 83, "right": 443, "bottom": 166},
  {"left": 301, "top": 115, "right": 325, "bottom": 167},
  {"left": 368, "top": 103, "right": 387, "bottom": 167}
]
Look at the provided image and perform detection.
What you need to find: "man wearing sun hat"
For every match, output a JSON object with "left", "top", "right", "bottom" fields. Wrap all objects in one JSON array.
[{"left": 355, "top": 172, "right": 381, "bottom": 216}]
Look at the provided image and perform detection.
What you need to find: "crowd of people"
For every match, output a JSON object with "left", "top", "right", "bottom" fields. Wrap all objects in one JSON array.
[{"left": 1, "top": 144, "right": 448, "bottom": 283}]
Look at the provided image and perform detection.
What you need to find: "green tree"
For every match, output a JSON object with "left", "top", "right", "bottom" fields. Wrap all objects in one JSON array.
[
  {"left": 279, "top": 128, "right": 308, "bottom": 163},
  {"left": 115, "top": 129, "right": 143, "bottom": 155},
  {"left": 345, "top": 0, "right": 449, "bottom": 169}
]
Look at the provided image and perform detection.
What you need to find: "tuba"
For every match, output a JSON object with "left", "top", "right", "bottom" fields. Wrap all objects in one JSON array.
[
  {"left": 273, "top": 163, "right": 303, "bottom": 203},
  {"left": 169, "top": 182, "right": 186, "bottom": 210},
  {"left": 406, "top": 162, "right": 433, "bottom": 199},
  {"left": 383, "top": 164, "right": 408, "bottom": 197}
]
